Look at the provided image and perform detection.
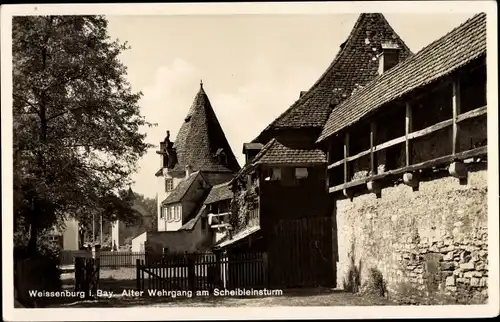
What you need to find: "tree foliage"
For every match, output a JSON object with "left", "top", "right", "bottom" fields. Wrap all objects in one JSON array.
[{"left": 12, "top": 15, "right": 154, "bottom": 252}]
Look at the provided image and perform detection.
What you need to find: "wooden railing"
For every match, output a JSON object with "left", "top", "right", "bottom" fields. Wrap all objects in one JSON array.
[{"left": 326, "top": 101, "right": 487, "bottom": 194}]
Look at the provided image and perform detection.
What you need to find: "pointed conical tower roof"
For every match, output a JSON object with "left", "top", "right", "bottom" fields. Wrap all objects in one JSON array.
[
  {"left": 170, "top": 81, "right": 240, "bottom": 174},
  {"left": 254, "top": 13, "right": 412, "bottom": 143}
]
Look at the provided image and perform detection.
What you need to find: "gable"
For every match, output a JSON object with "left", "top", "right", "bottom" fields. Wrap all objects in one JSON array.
[{"left": 254, "top": 13, "right": 412, "bottom": 143}]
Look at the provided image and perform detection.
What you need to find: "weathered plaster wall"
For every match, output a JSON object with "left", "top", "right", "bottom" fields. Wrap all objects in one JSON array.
[
  {"left": 336, "top": 166, "right": 488, "bottom": 304},
  {"left": 62, "top": 219, "right": 79, "bottom": 251},
  {"left": 145, "top": 218, "right": 212, "bottom": 255},
  {"left": 157, "top": 172, "right": 185, "bottom": 232},
  {"left": 131, "top": 231, "right": 147, "bottom": 252}
]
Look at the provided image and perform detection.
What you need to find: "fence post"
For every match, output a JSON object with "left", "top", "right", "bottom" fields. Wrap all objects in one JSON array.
[
  {"left": 136, "top": 259, "right": 141, "bottom": 291},
  {"left": 187, "top": 256, "right": 196, "bottom": 294},
  {"left": 262, "top": 252, "right": 269, "bottom": 288},
  {"left": 214, "top": 252, "right": 222, "bottom": 288}
]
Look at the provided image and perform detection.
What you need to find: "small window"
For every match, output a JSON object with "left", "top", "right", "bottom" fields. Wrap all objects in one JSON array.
[
  {"left": 295, "top": 168, "right": 308, "bottom": 179},
  {"left": 167, "top": 207, "right": 174, "bottom": 222},
  {"left": 175, "top": 206, "right": 181, "bottom": 221},
  {"left": 271, "top": 168, "right": 282, "bottom": 181},
  {"left": 165, "top": 178, "right": 174, "bottom": 192},
  {"left": 160, "top": 207, "right": 165, "bottom": 219}
]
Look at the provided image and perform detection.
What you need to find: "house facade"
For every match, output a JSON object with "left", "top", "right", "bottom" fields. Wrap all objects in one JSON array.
[
  {"left": 49, "top": 218, "right": 80, "bottom": 251},
  {"left": 317, "top": 13, "right": 487, "bottom": 303},
  {"left": 214, "top": 13, "right": 413, "bottom": 289}
]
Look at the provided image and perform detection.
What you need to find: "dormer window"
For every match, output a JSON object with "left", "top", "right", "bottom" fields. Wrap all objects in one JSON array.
[
  {"left": 216, "top": 148, "right": 227, "bottom": 165},
  {"left": 242, "top": 143, "right": 264, "bottom": 164},
  {"left": 378, "top": 42, "right": 400, "bottom": 75}
]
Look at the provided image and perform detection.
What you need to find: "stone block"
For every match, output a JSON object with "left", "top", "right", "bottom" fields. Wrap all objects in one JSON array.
[
  {"left": 460, "top": 262, "right": 475, "bottom": 271},
  {"left": 479, "top": 277, "right": 488, "bottom": 287},
  {"left": 443, "top": 252, "right": 454, "bottom": 261},
  {"left": 441, "top": 262, "right": 455, "bottom": 270},
  {"left": 464, "top": 271, "right": 475, "bottom": 278},
  {"left": 470, "top": 277, "right": 480, "bottom": 287},
  {"left": 473, "top": 271, "right": 483, "bottom": 277},
  {"left": 441, "top": 271, "right": 453, "bottom": 279},
  {"left": 440, "top": 246, "right": 454, "bottom": 253},
  {"left": 445, "top": 276, "right": 456, "bottom": 286}
]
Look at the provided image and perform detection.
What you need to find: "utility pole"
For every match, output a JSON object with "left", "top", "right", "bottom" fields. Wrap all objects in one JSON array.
[{"left": 92, "top": 213, "right": 95, "bottom": 245}]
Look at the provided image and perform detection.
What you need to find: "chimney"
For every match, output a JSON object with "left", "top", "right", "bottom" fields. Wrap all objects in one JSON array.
[
  {"left": 185, "top": 165, "right": 192, "bottom": 178},
  {"left": 300, "top": 91, "right": 307, "bottom": 98},
  {"left": 378, "top": 42, "right": 400, "bottom": 75}
]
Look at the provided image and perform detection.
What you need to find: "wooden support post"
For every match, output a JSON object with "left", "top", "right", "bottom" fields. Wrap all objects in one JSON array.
[
  {"left": 136, "top": 259, "right": 141, "bottom": 291},
  {"left": 325, "top": 144, "right": 330, "bottom": 190},
  {"left": 370, "top": 122, "right": 377, "bottom": 175},
  {"left": 452, "top": 79, "right": 461, "bottom": 155},
  {"left": 262, "top": 252, "right": 269, "bottom": 287},
  {"left": 343, "top": 133, "right": 350, "bottom": 183},
  {"left": 405, "top": 102, "right": 413, "bottom": 167}
]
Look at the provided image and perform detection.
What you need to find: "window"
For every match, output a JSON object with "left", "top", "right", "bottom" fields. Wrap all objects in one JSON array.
[
  {"left": 165, "top": 178, "right": 174, "bottom": 192},
  {"left": 175, "top": 206, "right": 182, "bottom": 221},
  {"left": 271, "top": 168, "right": 282, "bottom": 181},
  {"left": 160, "top": 207, "right": 165, "bottom": 219},
  {"left": 295, "top": 168, "right": 308, "bottom": 179},
  {"left": 167, "top": 206, "right": 174, "bottom": 222}
]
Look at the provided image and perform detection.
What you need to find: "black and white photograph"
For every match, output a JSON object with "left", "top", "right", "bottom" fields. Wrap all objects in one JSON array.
[{"left": 1, "top": 1, "right": 498, "bottom": 320}]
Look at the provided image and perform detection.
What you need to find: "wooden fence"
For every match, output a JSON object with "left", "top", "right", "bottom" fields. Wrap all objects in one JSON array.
[
  {"left": 136, "top": 252, "right": 268, "bottom": 293},
  {"left": 60, "top": 250, "right": 146, "bottom": 268}
]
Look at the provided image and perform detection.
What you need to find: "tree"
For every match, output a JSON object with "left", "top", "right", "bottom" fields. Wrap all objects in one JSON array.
[{"left": 13, "top": 15, "right": 155, "bottom": 254}]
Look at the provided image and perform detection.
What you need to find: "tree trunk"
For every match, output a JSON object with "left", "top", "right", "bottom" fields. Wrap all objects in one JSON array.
[
  {"left": 27, "top": 198, "right": 38, "bottom": 255},
  {"left": 27, "top": 224, "right": 38, "bottom": 255}
]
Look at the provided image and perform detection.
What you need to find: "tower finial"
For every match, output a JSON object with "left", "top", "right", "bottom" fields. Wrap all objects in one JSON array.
[{"left": 200, "top": 79, "right": 203, "bottom": 88}]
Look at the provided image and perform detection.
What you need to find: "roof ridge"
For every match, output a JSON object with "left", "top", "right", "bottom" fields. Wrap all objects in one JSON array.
[
  {"left": 253, "top": 13, "right": 412, "bottom": 142},
  {"left": 317, "top": 12, "right": 486, "bottom": 142},
  {"left": 253, "top": 15, "right": 367, "bottom": 140}
]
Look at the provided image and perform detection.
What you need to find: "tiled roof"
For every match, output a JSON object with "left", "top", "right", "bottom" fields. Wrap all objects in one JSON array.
[
  {"left": 204, "top": 182, "right": 233, "bottom": 205},
  {"left": 318, "top": 13, "right": 486, "bottom": 142},
  {"left": 214, "top": 225, "right": 261, "bottom": 249},
  {"left": 179, "top": 205, "right": 206, "bottom": 230},
  {"left": 253, "top": 138, "right": 326, "bottom": 165},
  {"left": 170, "top": 83, "right": 241, "bottom": 173},
  {"left": 161, "top": 171, "right": 203, "bottom": 205},
  {"left": 254, "top": 13, "right": 412, "bottom": 142}
]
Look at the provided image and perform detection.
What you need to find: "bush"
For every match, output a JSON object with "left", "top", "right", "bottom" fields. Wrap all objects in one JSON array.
[
  {"left": 362, "top": 267, "right": 387, "bottom": 297},
  {"left": 343, "top": 257, "right": 361, "bottom": 293}
]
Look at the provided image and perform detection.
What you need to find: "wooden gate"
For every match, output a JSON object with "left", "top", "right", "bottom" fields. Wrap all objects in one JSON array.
[
  {"left": 74, "top": 257, "right": 100, "bottom": 299},
  {"left": 268, "top": 216, "right": 335, "bottom": 288},
  {"left": 136, "top": 252, "right": 268, "bottom": 293}
]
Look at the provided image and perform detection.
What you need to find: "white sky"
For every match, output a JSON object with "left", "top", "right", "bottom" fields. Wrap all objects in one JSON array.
[{"left": 106, "top": 13, "right": 476, "bottom": 198}]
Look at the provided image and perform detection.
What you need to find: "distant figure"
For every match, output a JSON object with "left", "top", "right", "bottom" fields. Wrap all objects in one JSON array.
[{"left": 112, "top": 241, "right": 117, "bottom": 252}]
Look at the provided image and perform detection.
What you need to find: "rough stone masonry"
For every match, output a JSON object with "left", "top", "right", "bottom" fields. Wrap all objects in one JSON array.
[{"left": 336, "top": 165, "right": 488, "bottom": 304}]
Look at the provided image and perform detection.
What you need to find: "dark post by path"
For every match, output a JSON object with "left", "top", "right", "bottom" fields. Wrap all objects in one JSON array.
[
  {"left": 187, "top": 254, "right": 196, "bottom": 294},
  {"left": 89, "top": 245, "right": 101, "bottom": 299},
  {"left": 214, "top": 251, "right": 222, "bottom": 288},
  {"left": 74, "top": 246, "right": 100, "bottom": 300},
  {"left": 263, "top": 252, "right": 269, "bottom": 288}
]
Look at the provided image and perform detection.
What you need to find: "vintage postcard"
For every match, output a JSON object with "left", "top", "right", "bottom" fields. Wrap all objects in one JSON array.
[{"left": 1, "top": 1, "right": 499, "bottom": 320}]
